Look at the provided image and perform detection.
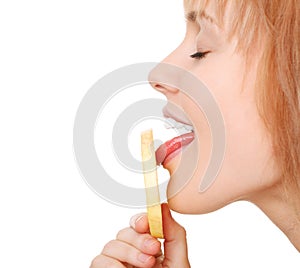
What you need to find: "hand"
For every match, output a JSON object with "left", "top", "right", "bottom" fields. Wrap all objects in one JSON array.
[{"left": 90, "top": 203, "right": 190, "bottom": 268}]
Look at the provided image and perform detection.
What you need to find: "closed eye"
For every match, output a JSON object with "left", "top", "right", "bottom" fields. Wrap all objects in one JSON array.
[{"left": 190, "top": 51, "right": 210, "bottom": 60}]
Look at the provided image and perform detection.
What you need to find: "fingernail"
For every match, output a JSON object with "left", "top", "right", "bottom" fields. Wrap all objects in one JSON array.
[
  {"left": 129, "top": 214, "right": 144, "bottom": 229},
  {"left": 138, "top": 253, "right": 152, "bottom": 263}
]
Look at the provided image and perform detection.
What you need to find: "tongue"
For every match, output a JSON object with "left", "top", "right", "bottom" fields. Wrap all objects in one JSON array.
[{"left": 155, "top": 132, "right": 194, "bottom": 165}]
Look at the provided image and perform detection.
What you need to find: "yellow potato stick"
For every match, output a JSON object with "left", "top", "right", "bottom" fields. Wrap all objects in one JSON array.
[{"left": 141, "top": 129, "right": 164, "bottom": 239}]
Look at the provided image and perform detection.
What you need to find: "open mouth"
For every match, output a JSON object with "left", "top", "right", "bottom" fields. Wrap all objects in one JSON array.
[{"left": 155, "top": 116, "right": 195, "bottom": 166}]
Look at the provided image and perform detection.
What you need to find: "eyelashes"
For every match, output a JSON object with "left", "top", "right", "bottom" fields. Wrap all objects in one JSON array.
[{"left": 190, "top": 51, "right": 210, "bottom": 60}]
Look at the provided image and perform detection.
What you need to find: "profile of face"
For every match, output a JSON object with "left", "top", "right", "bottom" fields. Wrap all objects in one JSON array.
[{"left": 149, "top": 1, "right": 280, "bottom": 214}]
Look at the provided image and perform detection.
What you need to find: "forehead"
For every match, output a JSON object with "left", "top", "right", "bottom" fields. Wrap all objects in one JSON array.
[
  {"left": 184, "top": 0, "right": 215, "bottom": 16},
  {"left": 184, "top": 0, "right": 203, "bottom": 9},
  {"left": 183, "top": 0, "right": 230, "bottom": 28},
  {"left": 185, "top": 10, "right": 216, "bottom": 26}
]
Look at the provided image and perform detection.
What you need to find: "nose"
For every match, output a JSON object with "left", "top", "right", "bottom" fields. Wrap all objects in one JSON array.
[
  {"left": 148, "top": 39, "right": 193, "bottom": 95},
  {"left": 148, "top": 62, "right": 180, "bottom": 94}
]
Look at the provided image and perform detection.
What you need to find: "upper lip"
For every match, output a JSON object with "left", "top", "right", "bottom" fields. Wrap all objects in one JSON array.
[{"left": 162, "top": 105, "right": 193, "bottom": 127}]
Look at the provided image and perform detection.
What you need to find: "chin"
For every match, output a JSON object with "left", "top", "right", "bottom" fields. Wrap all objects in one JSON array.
[
  {"left": 164, "top": 153, "right": 221, "bottom": 214},
  {"left": 167, "top": 196, "right": 218, "bottom": 215},
  {"left": 168, "top": 196, "right": 233, "bottom": 216},
  {"left": 166, "top": 184, "right": 228, "bottom": 215},
  {"left": 166, "top": 169, "right": 239, "bottom": 215},
  {"left": 167, "top": 196, "right": 196, "bottom": 214}
]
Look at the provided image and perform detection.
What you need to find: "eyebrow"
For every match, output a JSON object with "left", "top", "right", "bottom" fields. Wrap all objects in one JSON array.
[{"left": 185, "top": 10, "right": 216, "bottom": 25}]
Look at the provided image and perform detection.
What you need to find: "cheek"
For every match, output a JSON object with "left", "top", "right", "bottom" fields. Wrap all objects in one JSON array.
[
  {"left": 167, "top": 54, "right": 279, "bottom": 214},
  {"left": 193, "top": 52, "right": 274, "bottom": 183},
  {"left": 167, "top": 107, "right": 277, "bottom": 215},
  {"left": 222, "top": 101, "right": 275, "bottom": 183}
]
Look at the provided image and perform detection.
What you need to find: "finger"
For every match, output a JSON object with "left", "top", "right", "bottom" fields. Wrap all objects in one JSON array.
[
  {"left": 116, "top": 227, "right": 161, "bottom": 255},
  {"left": 162, "top": 203, "right": 186, "bottom": 240},
  {"left": 90, "top": 254, "right": 126, "bottom": 268},
  {"left": 129, "top": 213, "right": 149, "bottom": 233},
  {"left": 102, "top": 239, "right": 156, "bottom": 268},
  {"left": 161, "top": 203, "right": 190, "bottom": 265}
]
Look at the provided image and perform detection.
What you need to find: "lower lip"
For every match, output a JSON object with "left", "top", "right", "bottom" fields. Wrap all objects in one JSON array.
[
  {"left": 162, "top": 147, "right": 183, "bottom": 166},
  {"left": 156, "top": 132, "right": 195, "bottom": 166}
]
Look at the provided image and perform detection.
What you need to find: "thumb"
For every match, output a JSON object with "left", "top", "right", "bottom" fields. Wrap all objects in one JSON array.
[{"left": 161, "top": 203, "right": 190, "bottom": 267}]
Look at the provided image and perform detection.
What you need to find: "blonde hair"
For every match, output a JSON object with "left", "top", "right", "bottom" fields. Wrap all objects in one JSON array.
[{"left": 184, "top": 1, "right": 300, "bottom": 198}]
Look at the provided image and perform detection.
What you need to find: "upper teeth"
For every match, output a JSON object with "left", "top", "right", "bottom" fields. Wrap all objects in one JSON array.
[{"left": 164, "top": 118, "right": 194, "bottom": 132}]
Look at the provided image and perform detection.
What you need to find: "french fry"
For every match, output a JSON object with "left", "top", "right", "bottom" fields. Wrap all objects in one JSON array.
[{"left": 141, "top": 129, "right": 164, "bottom": 239}]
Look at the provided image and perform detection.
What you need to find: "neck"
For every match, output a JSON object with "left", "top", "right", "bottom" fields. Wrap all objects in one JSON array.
[{"left": 249, "top": 183, "right": 300, "bottom": 252}]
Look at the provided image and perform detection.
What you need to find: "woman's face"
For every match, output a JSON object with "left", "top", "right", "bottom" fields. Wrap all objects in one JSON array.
[{"left": 150, "top": 2, "right": 280, "bottom": 214}]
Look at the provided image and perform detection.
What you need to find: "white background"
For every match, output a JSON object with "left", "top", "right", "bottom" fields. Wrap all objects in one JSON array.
[{"left": 0, "top": 0, "right": 299, "bottom": 267}]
